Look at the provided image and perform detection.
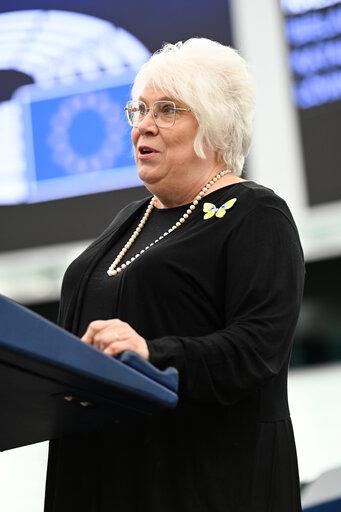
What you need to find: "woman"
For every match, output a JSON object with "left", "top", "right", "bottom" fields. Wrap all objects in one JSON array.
[{"left": 45, "top": 38, "right": 304, "bottom": 512}]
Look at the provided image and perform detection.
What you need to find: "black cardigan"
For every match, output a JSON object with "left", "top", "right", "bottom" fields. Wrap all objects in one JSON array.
[{"left": 45, "top": 181, "right": 304, "bottom": 512}]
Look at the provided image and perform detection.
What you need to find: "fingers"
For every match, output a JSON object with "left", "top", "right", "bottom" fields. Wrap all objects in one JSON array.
[
  {"left": 103, "top": 341, "right": 129, "bottom": 357},
  {"left": 103, "top": 337, "right": 149, "bottom": 360},
  {"left": 92, "top": 327, "right": 126, "bottom": 349},
  {"left": 80, "top": 319, "right": 149, "bottom": 360},
  {"left": 81, "top": 319, "right": 124, "bottom": 344},
  {"left": 81, "top": 320, "right": 108, "bottom": 343}
]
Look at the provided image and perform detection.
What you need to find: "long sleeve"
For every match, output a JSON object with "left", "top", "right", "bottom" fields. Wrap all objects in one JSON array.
[
  {"left": 147, "top": 204, "right": 305, "bottom": 405},
  {"left": 47, "top": 183, "right": 303, "bottom": 512}
]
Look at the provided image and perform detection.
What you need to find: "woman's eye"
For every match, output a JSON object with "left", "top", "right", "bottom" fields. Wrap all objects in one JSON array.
[{"left": 161, "top": 104, "right": 175, "bottom": 115}]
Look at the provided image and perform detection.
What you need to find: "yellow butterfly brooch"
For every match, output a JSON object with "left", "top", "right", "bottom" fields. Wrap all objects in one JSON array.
[{"left": 203, "top": 198, "right": 237, "bottom": 220}]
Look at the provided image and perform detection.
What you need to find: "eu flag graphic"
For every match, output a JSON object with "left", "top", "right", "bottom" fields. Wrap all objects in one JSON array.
[{"left": 17, "top": 76, "right": 140, "bottom": 201}]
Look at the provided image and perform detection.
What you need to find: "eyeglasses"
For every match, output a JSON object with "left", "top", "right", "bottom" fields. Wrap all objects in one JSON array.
[{"left": 125, "top": 100, "right": 191, "bottom": 128}]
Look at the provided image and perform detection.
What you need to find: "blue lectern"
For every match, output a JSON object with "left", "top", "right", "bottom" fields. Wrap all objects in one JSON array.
[{"left": 0, "top": 294, "right": 178, "bottom": 451}]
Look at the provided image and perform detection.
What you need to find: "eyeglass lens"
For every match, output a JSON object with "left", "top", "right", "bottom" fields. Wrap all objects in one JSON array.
[{"left": 126, "top": 101, "right": 176, "bottom": 128}]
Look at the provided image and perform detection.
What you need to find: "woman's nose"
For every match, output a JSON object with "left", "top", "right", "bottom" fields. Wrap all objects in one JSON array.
[{"left": 137, "top": 110, "right": 159, "bottom": 135}]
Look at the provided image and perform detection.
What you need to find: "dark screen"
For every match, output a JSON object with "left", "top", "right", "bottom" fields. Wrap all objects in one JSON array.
[
  {"left": 282, "top": 2, "right": 341, "bottom": 206},
  {"left": 0, "top": 0, "right": 232, "bottom": 251}
]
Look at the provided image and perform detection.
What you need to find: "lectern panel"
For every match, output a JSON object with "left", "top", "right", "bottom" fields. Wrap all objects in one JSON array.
[{"left": 0, "top": 295, "right": 178, "bottom": 451}]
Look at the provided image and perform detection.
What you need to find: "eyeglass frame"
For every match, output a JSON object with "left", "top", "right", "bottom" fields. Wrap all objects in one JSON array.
[{"left": 124, "top": 100, "right": 192, "bottom": 128}]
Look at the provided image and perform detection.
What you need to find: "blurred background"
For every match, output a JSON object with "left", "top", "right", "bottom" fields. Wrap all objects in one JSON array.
[{"left": 0, "top": 0, "right": 340, "bottom": 510}]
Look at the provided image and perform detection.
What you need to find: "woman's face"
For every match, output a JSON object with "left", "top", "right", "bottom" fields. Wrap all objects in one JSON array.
[{"left": 131, "top": 84, "right": 217, "bottom": 205}]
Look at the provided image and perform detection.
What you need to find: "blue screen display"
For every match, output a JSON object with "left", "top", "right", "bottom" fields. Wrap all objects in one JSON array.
[
  {"left": 17, "top": 77, "right": 138, "bottom": 201},
  {"left": 281, "top": 0, "right": 341, "bottom": 206},
  {"left": 0, "top": 1, "right": 231, "bottom": 204}
]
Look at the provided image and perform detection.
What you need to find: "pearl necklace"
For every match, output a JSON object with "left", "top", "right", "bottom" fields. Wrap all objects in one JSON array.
[{"left": 107, "top": 169, "right": 231, "bottom": 277}]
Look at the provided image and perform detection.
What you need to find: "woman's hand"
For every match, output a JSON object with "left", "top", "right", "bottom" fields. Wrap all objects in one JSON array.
[{"left": 81, "top": 319, "right": 149, "bottom": 360}]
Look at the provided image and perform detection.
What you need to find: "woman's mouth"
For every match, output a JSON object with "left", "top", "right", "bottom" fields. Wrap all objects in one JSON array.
[{"left": 138, "top": 146, "right": 159, "bottom": 160}]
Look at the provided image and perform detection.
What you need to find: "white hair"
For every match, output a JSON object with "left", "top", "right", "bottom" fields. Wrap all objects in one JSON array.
[{"left": 132, "top": 38, "right": 255, "bottom": 175}]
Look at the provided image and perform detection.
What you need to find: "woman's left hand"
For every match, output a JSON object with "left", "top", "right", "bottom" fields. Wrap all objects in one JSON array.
[{"left": 81, "top": 319, "right": 149, "bottom": 360}]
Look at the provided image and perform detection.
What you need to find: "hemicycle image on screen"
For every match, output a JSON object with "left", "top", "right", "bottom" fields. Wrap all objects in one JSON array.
[{"left": 0, "top": 9, "right": 150, "bottom": 204}]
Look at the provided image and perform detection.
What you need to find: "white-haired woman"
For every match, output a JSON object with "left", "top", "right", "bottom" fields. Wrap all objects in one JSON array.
[{"left": 45, "top": 38, "right": 304, "bottom": 512}]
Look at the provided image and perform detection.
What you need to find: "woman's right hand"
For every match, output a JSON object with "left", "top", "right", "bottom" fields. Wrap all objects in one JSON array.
[{"left": 81, "top": 318, "right": 150, "bottom": 360}]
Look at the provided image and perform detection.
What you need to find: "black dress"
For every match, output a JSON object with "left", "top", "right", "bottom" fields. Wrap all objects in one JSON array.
[{"left": 45, "top": 181, "right": 304, "bottom": 512}]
